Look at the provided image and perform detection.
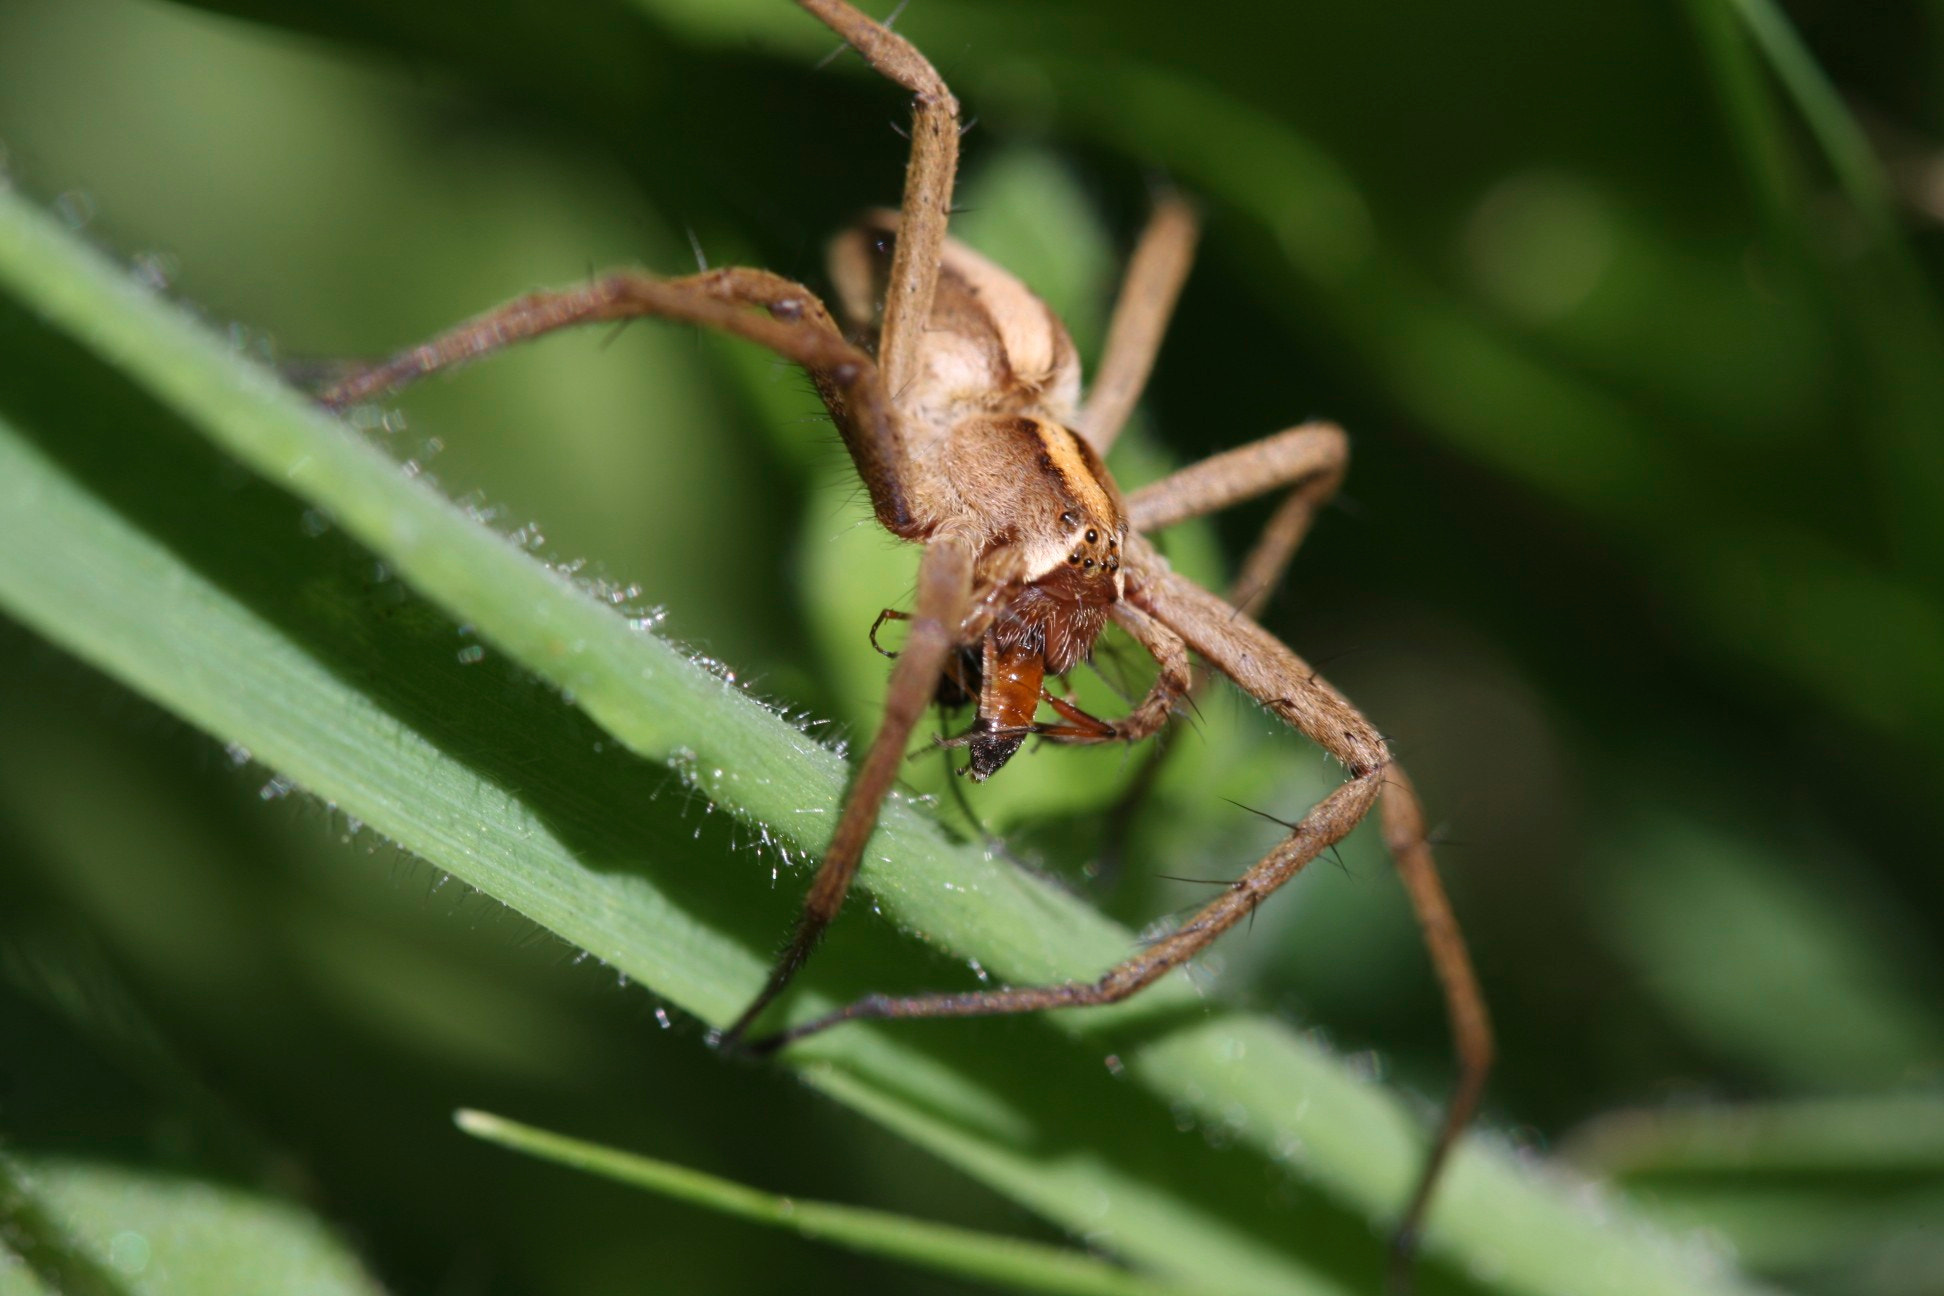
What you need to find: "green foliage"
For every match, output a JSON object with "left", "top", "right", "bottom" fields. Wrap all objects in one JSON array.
[{"left": 1, "top": 2, "right": 1940, "bottom": 1295}]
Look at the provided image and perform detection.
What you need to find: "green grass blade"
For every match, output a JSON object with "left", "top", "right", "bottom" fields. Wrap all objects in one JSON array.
[
  {"left": 1677, "top": 0, "right": 1806, "bottom": 248},
  {"left": 0, "top": 1156, "right": 128, "bottom": 1296},
  {"left": 1567, "top": 1096, "right": 1944, "bottom": 1285},
  {"left": 1569, "top": 1094, "right": 1944, "bottom": 1178},
  {"left": 0, "top": 1155, "right": 384, "bottom": 1296},
  {"left": 0, "top": 182, "right": 1760, "bottom": 1296},
  {"left": 455, "top": 1109, "right": 1202, "bottom": 1296},
  {"left": 1700, "top": 0, "right": 1944, "bottom": 581},
  {"left": 1724, "top": 0, "right": 1903, "bottom": 248}
]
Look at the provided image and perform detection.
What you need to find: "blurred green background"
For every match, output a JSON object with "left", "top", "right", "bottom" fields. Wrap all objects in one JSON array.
[{"left": 1, "top": 0, "right": 1942, "bottom": 1293}]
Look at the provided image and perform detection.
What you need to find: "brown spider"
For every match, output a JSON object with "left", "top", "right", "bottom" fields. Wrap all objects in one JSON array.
[{"left": 320, "top": 0, "right": 1492, "bottom": 1281}]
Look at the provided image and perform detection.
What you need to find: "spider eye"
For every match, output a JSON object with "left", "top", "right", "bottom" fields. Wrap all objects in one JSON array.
[
  {"left": 1068, "top": 553, "right": 1081, "bottom": 564},
  {"left": 1083, "top": 558, "right": 1095, "bottom": 569},
  {"left": 1085, "top": 529, "right": 1098, "bottom": 543},
  {"left": 1060, "top": 511, "right": 1078, "bottom": 527}
]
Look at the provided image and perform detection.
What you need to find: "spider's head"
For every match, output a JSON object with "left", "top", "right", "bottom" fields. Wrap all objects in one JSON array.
[
  {"left": 1001, "top": 416, "right": 1126, "bottom": 605},
  {"left": 1002, "top": 513, "right": 1123, "bottom": 678}
]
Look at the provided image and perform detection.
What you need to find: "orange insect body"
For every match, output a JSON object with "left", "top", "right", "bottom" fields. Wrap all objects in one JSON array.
[{"left": 965, "top": 635, "right": 1043, "bottom": 779}]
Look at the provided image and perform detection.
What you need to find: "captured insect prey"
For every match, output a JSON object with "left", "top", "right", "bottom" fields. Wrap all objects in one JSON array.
[{"left": 315, "top": 0, "right": 1493, "bottom": 1284}]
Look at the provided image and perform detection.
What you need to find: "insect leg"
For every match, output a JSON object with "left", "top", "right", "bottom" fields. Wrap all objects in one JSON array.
[{"left": 1028, "top": 602, "right": 1190, "bottom": 747}]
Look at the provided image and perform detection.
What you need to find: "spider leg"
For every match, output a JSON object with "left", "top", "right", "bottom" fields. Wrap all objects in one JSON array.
[
  {"left": 1099, "top": 602, "right": 1192, "bottom": 741},
  {"left": 1377, "top": 763, "right": 1494, "bottom": 1293},
  {"left": 1140, "top": 552, "right": 1491, "bottom": 1286},
  {"left": 1127, "top": 420, "right": 1348, "bottom": 613},
  {"left": 798, "top": 0, "right": 957, "bottom": 399},
  {"left": 1029, "top": 602, "right": 1191, "bottom": 747},
  {"left": 721, "top": 533, "right": 975, "bottom": 1046},
  {"left": 318, "top": 266, "right": 921, "bottom": 536},
  {"left": 1099, "top": 421, "right": 1349, "bottom": 877},
  {"left": 1077, "top": 195, "right": 1200, "bottom": 454}
]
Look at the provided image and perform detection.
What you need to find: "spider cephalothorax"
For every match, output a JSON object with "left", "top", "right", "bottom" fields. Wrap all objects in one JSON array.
[{"left": 318, "top": 2, "right": 1492, "bottom": 1283}]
